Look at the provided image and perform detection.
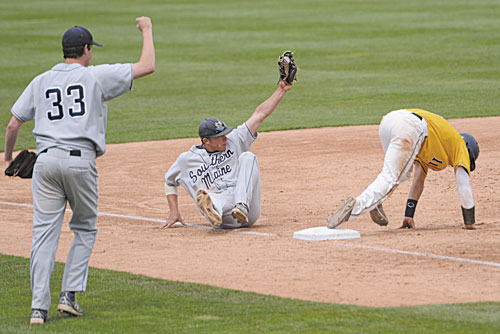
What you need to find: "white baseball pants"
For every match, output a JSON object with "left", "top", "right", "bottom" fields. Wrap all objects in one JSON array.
[{"left": 352, "top": 109, "right": 428, "bottom": 216}]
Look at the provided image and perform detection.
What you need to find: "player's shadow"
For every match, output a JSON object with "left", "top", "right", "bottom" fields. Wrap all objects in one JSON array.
[{"left": 371, "top": 223, "right": 485, "bottom": 235}]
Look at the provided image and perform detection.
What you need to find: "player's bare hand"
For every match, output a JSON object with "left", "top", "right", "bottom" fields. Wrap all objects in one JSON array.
[
  {"left": 136, "top": 16, "right": 152, "bottom": 32},
  {"left": 161, "top": 212, "right": 186, "bottom": 228},
  {"left": 279, "top": 79, "right": 293, "bottom": 91},
  {"left": 5, "top": 160, "right": 13, "bottom": 168},
  {"left": 399, "top": 217, "right": 415, "bottom": 229}
]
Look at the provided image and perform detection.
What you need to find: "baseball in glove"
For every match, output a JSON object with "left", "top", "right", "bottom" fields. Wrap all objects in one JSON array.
[
  {"left": 5, "top": 150, "right": 37, "bottom": 179},
  {"left": 278, "top": 50, "right": 299, "bottom": 85}
]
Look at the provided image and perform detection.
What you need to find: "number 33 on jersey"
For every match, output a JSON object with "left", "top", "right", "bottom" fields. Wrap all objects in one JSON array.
[{"left": 11, "top": 62, "right": 133, "bottom": 157}]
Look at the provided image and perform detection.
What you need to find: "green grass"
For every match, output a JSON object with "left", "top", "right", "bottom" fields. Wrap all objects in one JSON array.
[
  {"left": 1, "top": 254, "right": 499, "bottom": 333},
  {"left": 2, "top": 0, "right": 500, "bottom": 151}
]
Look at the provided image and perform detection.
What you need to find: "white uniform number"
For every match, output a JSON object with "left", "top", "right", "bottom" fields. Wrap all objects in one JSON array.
[{"left": 45, "top": 84, "right": 86, "bottom": 121}]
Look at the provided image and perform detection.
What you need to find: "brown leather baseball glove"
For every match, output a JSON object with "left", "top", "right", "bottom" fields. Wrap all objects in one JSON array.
[
  {"left": 5, "top": 150, "right": 37, "bottom": 178},
  {"left": 278, "top": 50, "right": 299, "bottom": 85}
]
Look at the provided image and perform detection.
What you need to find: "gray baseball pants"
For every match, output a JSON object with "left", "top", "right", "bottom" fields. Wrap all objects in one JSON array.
[
  {"left": 31, "top": 147, "right": 98, "bottom": 311},
  {"left": 210, "top": 152, "right": 261, "bottom": 229}
]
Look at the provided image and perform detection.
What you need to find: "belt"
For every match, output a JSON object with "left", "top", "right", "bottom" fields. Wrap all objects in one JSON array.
[
  {"left": 411, "top": 112, "right": 423, "bottom": 121},
  {"left": 40, "top": 149, "right": 81, "bottom": 156},
  {"left": 38, "top": 148, "right": 96, "bottom": 159}
]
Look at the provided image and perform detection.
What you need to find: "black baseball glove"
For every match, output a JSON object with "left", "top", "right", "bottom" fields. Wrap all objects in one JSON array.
[
  {"left": 5, "top": 150, "right": 37, "bottom": 178},
  {"left": 278, "top": 50, "right": 299, "bottom": 85}
]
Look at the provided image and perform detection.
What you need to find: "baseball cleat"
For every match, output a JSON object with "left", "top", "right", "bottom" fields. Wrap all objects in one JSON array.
[
  {"left": 196, "top": 188, "right": 222, "bottom": 227},
  {"left": 232, "top": 202, "right": 249, "bottom": 224},
  {"left": 30, "top": 309, "right": 48, "bottom": 324},
  {"left": 57, "top": 292, "right": 83, "bottom": 316},
  {"left": 326, "top": 196, "right": 356, "bottom": 229},
  {"left": 369, "top": 203, "right": 389, "bottom": 226}
]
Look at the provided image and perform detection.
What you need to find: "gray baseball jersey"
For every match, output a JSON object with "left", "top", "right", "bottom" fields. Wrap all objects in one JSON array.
[
  {"left": 12, "top": 62, "right": 133, "bottom": 157},
  {"left": 165, "top": 123, "right": 257, "bottom": 199}
]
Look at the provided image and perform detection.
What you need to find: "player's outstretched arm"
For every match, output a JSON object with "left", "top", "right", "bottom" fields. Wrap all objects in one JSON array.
[
  {"left": 246, "top": 80, "right": 292, "bottom": 135},
  {"left": 162, "top": 194, "right": 186, "bottom": 228},
  {"left": 4, "top": 116, "right": 24, "bottom": 167},
  {"left": 400, "top": 164, "right": 426, "bottom": 229},
  {"left": 132, "top": 16, "right": 155, "bottom": 79}
]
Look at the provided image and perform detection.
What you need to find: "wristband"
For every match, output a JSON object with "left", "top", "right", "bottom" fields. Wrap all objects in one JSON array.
[
  {"left": 404, "top": 199, "right": 418, "bottom": 218},
  {"left": 164, "top": 183, "right": 178, "bottom": 196},
  {"left": 461, "top": 206, "right": 475, "bottom": 225}
]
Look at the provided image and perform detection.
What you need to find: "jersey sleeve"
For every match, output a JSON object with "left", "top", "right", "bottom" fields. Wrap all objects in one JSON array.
[
  {"left": 452, "top": 139, "right": 471, "bottom": 174},
  {"left": 228, "top": 123, "right": 257, "bottom": 152},
  {"left": 164, "top": 156, "right": 183, "bottom": 187},
  {"left": 90, "top": 63, "right": 133, "bottom": 101},
  {"left": 11, "top": 80, "right": 36, "bottom": 122},
  {"left": 413, "top": 157, "right": 428, "bottom": 174}
]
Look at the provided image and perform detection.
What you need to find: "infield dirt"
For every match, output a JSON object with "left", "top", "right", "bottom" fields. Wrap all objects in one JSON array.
[{"left": 1, "top": 116, "right": 499, "bottom": 307}]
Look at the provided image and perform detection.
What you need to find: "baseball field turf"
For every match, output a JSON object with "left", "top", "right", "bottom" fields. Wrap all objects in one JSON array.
[
  {"left": 0, "top": 254, "right": 499, "bottom": 333},
  {"left": 1, "top": 0, "right": 500, "bottom": 332}
]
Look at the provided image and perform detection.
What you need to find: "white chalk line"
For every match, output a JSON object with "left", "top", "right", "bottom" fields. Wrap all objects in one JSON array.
[
  {"left": 1, "top": 200, "right": 499, "bottom": 267},
  {"left": 0, "top": 200, "right": 273, "bottom": 236},
  {"left": 340, "top": 243, "right": 500, "bottom": 268}
]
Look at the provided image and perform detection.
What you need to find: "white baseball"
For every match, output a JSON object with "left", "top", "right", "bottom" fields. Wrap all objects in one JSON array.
[{"left": 173, "top": 222, "right": 184, "bottom": 227}]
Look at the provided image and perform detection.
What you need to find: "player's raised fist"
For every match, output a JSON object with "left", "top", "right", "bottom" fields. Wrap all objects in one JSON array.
[{"left": 136, "top": 16, "right": 152, "bottom": 31}]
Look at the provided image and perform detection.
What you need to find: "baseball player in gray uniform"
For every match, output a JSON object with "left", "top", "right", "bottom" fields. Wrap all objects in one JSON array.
[
  {"left": 162, "top": 80, "right": 293, "bottom": 229},
  {"left": 4, "top": 17, "right": 155, "bottom": 324}
]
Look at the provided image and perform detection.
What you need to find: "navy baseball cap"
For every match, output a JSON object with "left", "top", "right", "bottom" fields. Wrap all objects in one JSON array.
[
  {"left": 62, "top": 26, "right": 103, "bottom": 48},
  {"left": 198, "top": 118, "right": 233, "bottom": 139}
]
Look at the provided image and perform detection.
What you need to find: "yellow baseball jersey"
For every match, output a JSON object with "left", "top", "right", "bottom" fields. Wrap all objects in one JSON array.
[{"left": 407, "top": 109, "right": 470, "bottom": 174}]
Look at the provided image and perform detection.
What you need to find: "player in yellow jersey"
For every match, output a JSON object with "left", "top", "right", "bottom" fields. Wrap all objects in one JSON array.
[{"left": 326, "top": 108, "right": 479, "bottom": 230}]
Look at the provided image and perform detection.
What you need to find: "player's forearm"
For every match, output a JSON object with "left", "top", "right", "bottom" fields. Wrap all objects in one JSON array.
[
  {"left": 404, "top": 166, "right": 425, "bottom": 218},
  {"left": 407, "top": 167, "right": 426, "bottom": 200},
  {"left": 455, "top": 167, "right": 475, "bottom": 226},
  {"left": 166, "top": 194, "right": 181, "bottom": 215},
  {"left": 408, "top": 182, "right": 424, "bottom": 201},
  {"left": 247, "top": 86, "right": 287, "bottom": 134},
  {"left": 455, "top": 167, "right": 474, "bottom": 209},
  {"left": 4, "top": 116, "right": 23, "bottom": 161},
  {"left": 255, "top": 86, "right": 287, "bottom": 117},
  {"left": 133, "top": 24, "right": 155, "bottom": 79},
  {"left": 407, "top": 182, "right": 424, "bottom": 200}
]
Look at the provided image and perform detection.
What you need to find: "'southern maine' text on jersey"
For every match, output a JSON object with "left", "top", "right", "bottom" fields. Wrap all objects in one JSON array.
[{"left": 164, "top": 123, "right": 257, "bottom": 199}]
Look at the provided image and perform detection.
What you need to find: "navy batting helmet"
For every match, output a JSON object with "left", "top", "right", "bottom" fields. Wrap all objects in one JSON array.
[{"left": 460, "top": 133, "right": 479, "bottom": 172}]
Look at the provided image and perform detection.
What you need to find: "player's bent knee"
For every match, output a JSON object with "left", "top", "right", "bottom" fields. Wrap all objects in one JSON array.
[{"left": 239, "top": 151, "right": 257, "bottom": 161}]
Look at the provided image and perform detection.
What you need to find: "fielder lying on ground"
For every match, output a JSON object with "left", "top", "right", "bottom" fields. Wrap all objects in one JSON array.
[{"left": 162, "top": 52, "right": 297, "bottom": 229}]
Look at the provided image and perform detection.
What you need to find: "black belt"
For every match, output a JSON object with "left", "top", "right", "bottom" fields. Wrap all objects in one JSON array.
[
  {"left": 411, "top": 112, "right": 423, "bottom": 121},
  {"left": 39, "top": 149, "right": 81, "bottom": 156}
]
